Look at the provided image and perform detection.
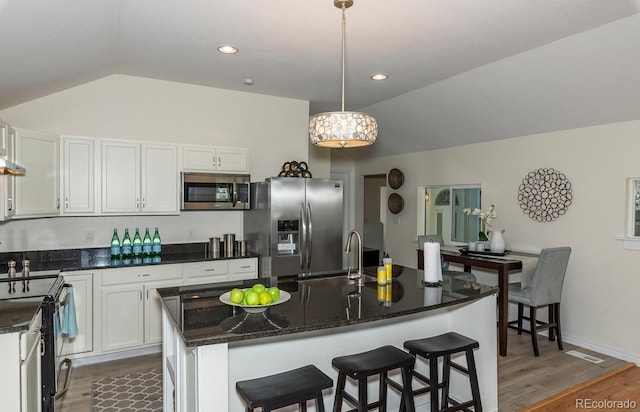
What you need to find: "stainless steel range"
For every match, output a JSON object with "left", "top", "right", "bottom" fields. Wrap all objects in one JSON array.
[{"left": 0, "top": 266, "right": 69, "bottom": 412}]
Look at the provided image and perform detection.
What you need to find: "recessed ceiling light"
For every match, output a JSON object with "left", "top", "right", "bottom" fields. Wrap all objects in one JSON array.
[
  {"left": 217, "top": 45, "right": 238, "bottom": 54},
  {"left": 371, "top": 73, "right": 388, "bottom": 81},
  {"left": 244, "top": 78, "right": 254, "bottom": 86}
]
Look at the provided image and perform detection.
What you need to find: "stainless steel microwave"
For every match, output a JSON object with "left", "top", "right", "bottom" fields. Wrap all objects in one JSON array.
[{"left": 180, "top": 172, "right": 251, "bottom": 210}]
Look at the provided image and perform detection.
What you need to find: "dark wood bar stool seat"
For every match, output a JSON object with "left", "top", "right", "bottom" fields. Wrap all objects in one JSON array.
[
  {"left": 332, "top": 345, "right": 416, "bottom": 412},
  {"left": 236, "top": 365, "right": 333, "bottom": 412},
  {"left": 389, "top": 332, "right": 482, "bottom": 412}
]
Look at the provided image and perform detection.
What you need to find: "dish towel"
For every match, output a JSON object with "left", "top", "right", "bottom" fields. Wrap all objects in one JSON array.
[{"left": 62, "top": 286, "right": 79, "bottom": 338}]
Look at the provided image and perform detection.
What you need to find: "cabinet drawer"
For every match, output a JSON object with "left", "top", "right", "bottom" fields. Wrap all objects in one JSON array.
[
  {"left": 102, "top": 264, "right": 183, "bottom": 285},
  {"left": 229, "top": 258, "right": 257, "bottom": 275},
  {"left": 186, "top": 261, "right": 228, "bottom": 279}
]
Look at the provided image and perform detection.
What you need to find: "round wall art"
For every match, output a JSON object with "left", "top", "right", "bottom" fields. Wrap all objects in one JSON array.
[{"left": 517, "top": 168, "right": 573, "bottom": 222}]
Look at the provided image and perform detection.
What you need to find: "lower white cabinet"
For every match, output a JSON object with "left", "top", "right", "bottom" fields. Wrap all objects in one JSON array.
[
  {"left": 0, "top": 310, "right": 41, "bottom": 412},
  {"left": 101, "top": 283, "right": 145, "bottom": 352},
  {"left": 60, "top": 272, "right": 93, "bottom": 356},
  {"left": 73, "top": 257, "right": 257, "bottom": 357},
  {"left": 99, "top": 264, "right": 183, "bottom": 353},
  {"left": 145, "top": 280, "right": 180, "bottom": 345}
]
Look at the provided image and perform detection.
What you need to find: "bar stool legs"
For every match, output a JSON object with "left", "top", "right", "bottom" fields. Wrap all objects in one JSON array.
[
  {"left": 392, "top": 332, "right": 482, "bottom": 412},
  {"left": 331, "top": 345, "right": 416, "bottom": 412}
]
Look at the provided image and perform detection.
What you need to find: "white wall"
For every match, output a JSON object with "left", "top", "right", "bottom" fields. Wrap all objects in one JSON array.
[
  {"left": 0, "top": 75, "right": 317, "bottom": 251},
  {"left": 349, "top": 119, "right": 640, "bottom": 364}
]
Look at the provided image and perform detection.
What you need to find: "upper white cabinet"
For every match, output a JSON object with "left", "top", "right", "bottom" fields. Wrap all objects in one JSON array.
[
  {"left": 15, "top": 128, "right": 60, "bottom": 217},
  {"left": 101, "top": 140, "right": 178, "bottom": 215},
  {"left": 0, "top": 119, "right": 8, "bottom": 157},
  {"left": 0, "top": 121, "right": 17, "bottom": 221},
  {"left": 182, "top": 145, "right": 247, "bottom": 173},
  {"left": 61, "top": 136, "right": 97, "bottom": 215}
]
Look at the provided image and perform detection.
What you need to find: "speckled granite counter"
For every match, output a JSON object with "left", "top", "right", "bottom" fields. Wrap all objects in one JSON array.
[
  {"left": 158, "top": 267, "right": 498, "bottom": 347},
  {"left": 0, "top": 243, "right": 257, "bottom": 273}
]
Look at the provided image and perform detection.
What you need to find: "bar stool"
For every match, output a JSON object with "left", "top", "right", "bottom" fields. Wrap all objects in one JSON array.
[
  {"left": 236, "top": 365, "right": 333, "bottom": 411},
  {"left": 391, "top": 332, "right": 482, "bottom": 412},
  {"left": 332, "top": 345, "right": 416, "bottom": 412}
]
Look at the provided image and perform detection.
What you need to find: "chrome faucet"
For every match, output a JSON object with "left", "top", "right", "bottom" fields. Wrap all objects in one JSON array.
[{"left": 345, "top": 229, "right": 363, "bottom": 280}]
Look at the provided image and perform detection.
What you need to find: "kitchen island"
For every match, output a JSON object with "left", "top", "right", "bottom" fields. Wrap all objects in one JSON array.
[{"left": 158, "top": 267, "right": 499, "bottom": 411}]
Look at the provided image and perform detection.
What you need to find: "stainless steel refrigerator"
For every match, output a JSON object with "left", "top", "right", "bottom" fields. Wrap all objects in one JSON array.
[{"left": 244, "top": 177, "right": 344, "bottom": 278}]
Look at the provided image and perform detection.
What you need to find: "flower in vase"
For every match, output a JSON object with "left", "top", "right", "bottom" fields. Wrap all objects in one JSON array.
[{"left": 462, "top": 204, "right": 497, "bottom": 241}]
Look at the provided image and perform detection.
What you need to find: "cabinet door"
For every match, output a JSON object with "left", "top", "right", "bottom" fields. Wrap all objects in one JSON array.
[
  {"left": 62, "top": 137, "right": 96, "bottom": 215},
  {"left": 0, "top": 124, "right": 16, "bottom": 220},
  {"left": 141, "top": 144, "right": 178, "bottom": 214},
  {"left": 101, "top": 284, "right": 144, "bottom": 352},
  {"left": 101, "top": 140, "right": 140, "bottom": 213},
  {"left": 0, "top": 119, "right": 7, "bottom": 157},
  {"left": 144, "top": 280, "right": 181, "bottom": 345},
  {"left": 182, "top": 145, "right": 216, "bottom": 171},
  {"left": 217, "top": 147, "right": 248, "bottom": 172},
  {"left": 60, "top": 273, "right": 93, "bottom": 356},
  {"left": 15, "top": 128, "right": 60, "bottom": 217}
]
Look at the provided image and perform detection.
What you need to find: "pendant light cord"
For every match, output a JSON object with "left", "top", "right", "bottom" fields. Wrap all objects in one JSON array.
[{"left": 341, "top": 4, "right": 346, "bottom": 112}]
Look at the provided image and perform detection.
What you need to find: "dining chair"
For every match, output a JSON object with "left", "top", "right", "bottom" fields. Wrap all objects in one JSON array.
[
  {"left": 418, "top": 235, "right": 476, "bottom": 282},
  {"left": 507, "top": 247, "right": 571, "bottom": 356}
]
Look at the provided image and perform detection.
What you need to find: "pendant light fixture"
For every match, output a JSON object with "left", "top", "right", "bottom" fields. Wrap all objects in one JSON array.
[{"left": 309, "top": 0, "right": 378, "bottom": 148}]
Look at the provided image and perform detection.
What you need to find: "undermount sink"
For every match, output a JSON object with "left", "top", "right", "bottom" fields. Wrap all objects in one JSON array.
[{"left": 298, "top": 273, "right": 377, "bottom": 287}]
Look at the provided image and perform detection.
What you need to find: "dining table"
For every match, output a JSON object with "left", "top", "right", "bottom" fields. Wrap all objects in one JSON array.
[{"left": 417, "top": 247, "right": 539, "bottom": 356}]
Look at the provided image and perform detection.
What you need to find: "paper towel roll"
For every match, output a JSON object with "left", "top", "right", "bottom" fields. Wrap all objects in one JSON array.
[
  {"left": 423, "top": 241, "right": 443, "bottom": 285},
  {"left": 423, "top": 285, "right": 443, "bottom": 305}
]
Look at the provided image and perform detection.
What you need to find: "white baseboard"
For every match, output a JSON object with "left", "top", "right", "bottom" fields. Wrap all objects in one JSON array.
[
  {"left": 67, "top": 345, "right": 161, "bottom": 367},
  {"left": 561, "top": 334, "right": 640, "bottom": 366}
]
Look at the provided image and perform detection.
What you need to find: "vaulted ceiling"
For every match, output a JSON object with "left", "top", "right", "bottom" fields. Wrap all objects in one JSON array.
[{"left": 2, "top": 0, "right": 639, "bottom": 159}]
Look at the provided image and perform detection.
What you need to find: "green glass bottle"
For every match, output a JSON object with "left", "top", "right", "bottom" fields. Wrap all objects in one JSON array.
[
  {"left": 142, "top": 228, "right": 152, "bottom": 258},
  {"left": 152, "top": 227, "right": 162, "bottom": 258},
  {"left": 121, "top": 228, "right": 132, "bottom": 260},
  {"left": 133, "top": 227, "right": 143, "bottom": 258},
  {"left": 110, "top": 228, "right": 121, "bottom": 258}
]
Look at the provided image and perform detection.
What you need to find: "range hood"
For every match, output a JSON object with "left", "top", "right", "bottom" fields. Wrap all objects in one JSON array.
[{"left": 0, "top": 157, "right": 26, "bottom": 176}]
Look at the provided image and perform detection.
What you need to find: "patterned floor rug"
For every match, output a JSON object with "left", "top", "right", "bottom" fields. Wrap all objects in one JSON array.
[{"left": 92, "top": 369, "right": 162, "bottom": 411}]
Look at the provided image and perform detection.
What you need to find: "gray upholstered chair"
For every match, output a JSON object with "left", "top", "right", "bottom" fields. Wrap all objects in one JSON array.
[
  {"left": 417, "top": 234, "right": 476, "bottom": 282},
  {"left": 508, "top": 247, "right": 571, "bottom": 356}
]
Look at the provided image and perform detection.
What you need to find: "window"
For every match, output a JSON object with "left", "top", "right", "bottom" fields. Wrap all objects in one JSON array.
[
  {"left": 417, "top": 185, "right": 481, "bottom": 244},
  {"left": 628, "top": 178, "right": 640, "bottom": 237}
]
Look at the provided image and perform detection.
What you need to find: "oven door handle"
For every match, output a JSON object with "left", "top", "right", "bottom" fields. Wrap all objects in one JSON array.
[{"left": 56, "top": 284, "right": 72, "bottom": 309}]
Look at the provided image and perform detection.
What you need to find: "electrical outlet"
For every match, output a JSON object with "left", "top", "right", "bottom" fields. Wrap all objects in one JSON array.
[
  {"left": 85, "top": 231, "right": 95, "bottom": 243},
  {"left": 187, "top": 228, "right": 195, "bottom": 239}
]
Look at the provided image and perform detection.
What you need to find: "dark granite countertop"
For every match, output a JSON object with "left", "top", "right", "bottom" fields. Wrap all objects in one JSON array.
[
  {"left": 158, "top": 266, "right": 498, "bottom": 348},
  {"left": 0, "top": 243, "right": 258, "bottom": 273}
]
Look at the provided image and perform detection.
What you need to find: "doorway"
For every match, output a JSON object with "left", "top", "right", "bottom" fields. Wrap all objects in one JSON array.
[{"left": 363, "top": 174, "right": 386, "bottom": 265}]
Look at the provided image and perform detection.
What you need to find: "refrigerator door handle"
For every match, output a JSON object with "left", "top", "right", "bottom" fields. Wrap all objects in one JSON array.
[
  {"left": 300, "top": 202, "right": 306, "bottom": 270},
  {"left": 306, "top": 202, "right": 312, "bottom": 270}
]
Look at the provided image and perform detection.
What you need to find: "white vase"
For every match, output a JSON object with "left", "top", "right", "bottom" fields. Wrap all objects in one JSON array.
[{"left": 489, "top": 229, "right": 506, "bottom": 253}]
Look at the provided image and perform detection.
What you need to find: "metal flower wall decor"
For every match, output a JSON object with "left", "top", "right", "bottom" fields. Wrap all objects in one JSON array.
[{"left": 517, "top": 168, "right": 573, "bottom": 222}]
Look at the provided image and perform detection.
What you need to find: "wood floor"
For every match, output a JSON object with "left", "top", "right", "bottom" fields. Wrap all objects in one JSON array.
[{"left": 56, "top": 329, "right": 631, "bottom": 411}]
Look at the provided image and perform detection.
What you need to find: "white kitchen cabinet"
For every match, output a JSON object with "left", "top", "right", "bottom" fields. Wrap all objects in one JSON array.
[
  {"left": 0, "top": 122, "right": 17, "bottom": 220},
  {"left": 184, "top": 260, "right": 228, "bottom": 285},
  {"left": 145, "top": 280, "right": 179, "bottom": 345},
  {"left": 100, "top": 264, "right": 183, "bottom": 352},
  {"left": 141, "top": 144, "right": 178, "bottom": 213},
  {"left": 0, "top": 310, "right": 41, "bottom": 412},
  {"left": 60, "top": 272, "right": 93, "bottom": 356},
  {"left": 101, "top": 283, "right": 145, "bottom": 352},
  {"left": 228, "top": 258, "right": 258, "bottom": 281},
  {"left": 0, "top": 118, "right": 8, "bottom": 156},
  {"left": 102, "top": 140, "right": 178, "bottom": 214},
  {"left": 181, "top": 144, "right": 248, "bottom": 173},
  {"left": 15, "top": 128, "right": 60, "bottom": 217},
  {"left": 61, "top": 137, "right": 97, "bottom": 215}
]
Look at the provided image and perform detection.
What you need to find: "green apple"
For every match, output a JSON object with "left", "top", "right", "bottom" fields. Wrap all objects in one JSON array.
[
  {"left": 267, "top": 287, "right": 280, "bottom": 302},
  {"left": 229, "top": 288, "right": 244, "bottom": 304}
]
